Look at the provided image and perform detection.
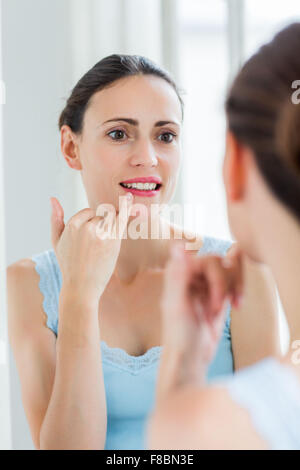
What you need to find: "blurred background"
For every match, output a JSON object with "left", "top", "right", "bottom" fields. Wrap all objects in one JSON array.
[{"left": 1, "top": 0, "right": 300, "bottom": 450}]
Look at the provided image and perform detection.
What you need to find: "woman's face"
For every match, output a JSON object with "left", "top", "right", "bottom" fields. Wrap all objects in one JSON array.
[{"left": 68, "top": 74, "right": 182, "bottom": 214}]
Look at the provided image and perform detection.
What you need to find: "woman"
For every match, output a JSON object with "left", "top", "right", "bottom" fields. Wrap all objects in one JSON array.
[
  {"left": 6, "top": 55, "right": 278, "bottom": 450},
  {"left": 147, "top": 23, "right": 300, "bottom": 450}
]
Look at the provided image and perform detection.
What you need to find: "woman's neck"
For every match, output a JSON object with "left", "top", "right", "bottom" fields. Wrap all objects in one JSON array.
[
  {"left": 260, "top": 204, "right": 300, "bottom": 343},
  {"left": 114, "top": 216, "right": 172, "bottom": 283}
]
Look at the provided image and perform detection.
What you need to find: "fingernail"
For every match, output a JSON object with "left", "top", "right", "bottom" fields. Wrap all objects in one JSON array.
[{"left": 126, "top": 192, "right": 133, "bottom": 201}]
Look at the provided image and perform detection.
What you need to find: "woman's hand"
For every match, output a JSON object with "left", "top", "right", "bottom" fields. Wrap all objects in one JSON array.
[
  {"left": 50, "top": 194, "right": 133, "bottom": 303},
  {"left": 157, "top": 242, "right": 243, "bottom": 401}
]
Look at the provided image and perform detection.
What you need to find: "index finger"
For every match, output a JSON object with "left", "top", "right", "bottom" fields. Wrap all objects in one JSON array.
[{"left": 67, "top": 207, "right": 96, "bottom": 229}]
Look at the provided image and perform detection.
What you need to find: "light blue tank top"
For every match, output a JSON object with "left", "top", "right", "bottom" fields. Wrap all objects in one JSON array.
[
  {"left": 219, "top": 357, "right": 300, "bottom": 450},
  {"left": 31, "top": 235, "right": 234, "bottom": 450}
]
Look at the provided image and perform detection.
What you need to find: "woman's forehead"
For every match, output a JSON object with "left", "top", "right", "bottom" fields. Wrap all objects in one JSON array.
[{"left": 86, "top": 75, "right": 182, "bottom": 124}]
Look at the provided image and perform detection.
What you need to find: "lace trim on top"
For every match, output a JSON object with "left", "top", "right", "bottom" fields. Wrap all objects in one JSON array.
[
  {"left": 32, "top": 251, "right": 59, "bottom": 336},
  {"left": 101, "top": 341, "right": 162, "bottom": 374}
]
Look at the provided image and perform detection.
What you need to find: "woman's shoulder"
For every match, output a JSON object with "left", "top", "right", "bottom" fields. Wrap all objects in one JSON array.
[
  {"left": 7, "top": 248, "right": 60, "bottom": 294},
  {"left": 6, "top": 254, "right": 56, "bottom": 339},
  {"left": 6, "top": 252, "right": 52, "bottom": 296},
  {"left": 7, "top": 249, "right": 60, "bottom": 337},
  {"left": 7, "top": 256, "right": 40, "bottom": 290}
]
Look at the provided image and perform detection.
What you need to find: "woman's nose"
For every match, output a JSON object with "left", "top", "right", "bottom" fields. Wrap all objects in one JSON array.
[{"left": 129, "top": 141, "right": 158, "bottom": 167}]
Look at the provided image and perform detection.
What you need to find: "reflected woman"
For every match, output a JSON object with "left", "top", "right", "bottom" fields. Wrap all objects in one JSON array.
[{"left": 7, "top": 54, "right": 279, "bottom": 450}]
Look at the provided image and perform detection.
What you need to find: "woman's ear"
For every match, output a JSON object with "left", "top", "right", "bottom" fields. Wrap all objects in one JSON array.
[
  {"left": 60, "top": 125, "right": 82, "bottom": 170},
  {"left": 223, "top": 130, "right": 246, "bottom": 202}
]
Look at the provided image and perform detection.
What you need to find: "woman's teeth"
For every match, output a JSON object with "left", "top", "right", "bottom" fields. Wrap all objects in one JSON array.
[{"left": 121, "top": 182, "right": 158, "bottom": 190}]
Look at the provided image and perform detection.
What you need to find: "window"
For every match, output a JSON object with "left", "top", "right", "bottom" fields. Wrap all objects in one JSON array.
[
  {"left": 245, "top": 0, "right": 300, "bottom": 59},
  {"left": 178, "top": 0, "right": 230, "bottom": 238}
]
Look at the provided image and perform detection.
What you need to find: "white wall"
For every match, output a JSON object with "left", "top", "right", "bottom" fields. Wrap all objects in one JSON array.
[
  {"left": 3, "top": 0, "right": 78, "bottom": 266},
  {"left": 2, "top": 0, "right": 79, "bottom": 450},
  {"left": 0, "top": 0, "right": 12, "bottom": 449}
]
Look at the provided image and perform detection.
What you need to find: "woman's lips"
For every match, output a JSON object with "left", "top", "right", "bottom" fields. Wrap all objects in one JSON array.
[
  {"left": 120, "top": 176, "right": 162, "bottom": 185},
  {"left": 119, "top": 184, "right": 161, "bottom": 198}
]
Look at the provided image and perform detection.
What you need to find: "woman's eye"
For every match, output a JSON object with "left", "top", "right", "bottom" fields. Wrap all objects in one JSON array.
[
  {"left": 108, "top": 130, "right": 127, "bottom": 140},
  {"left": 158, "top": 132, "right": 176, "bottom": 143}
]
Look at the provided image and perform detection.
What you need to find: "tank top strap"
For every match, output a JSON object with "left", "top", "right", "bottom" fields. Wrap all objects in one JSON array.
[{"left": 31, "top": 249, "right": 61, "bottom": 336}]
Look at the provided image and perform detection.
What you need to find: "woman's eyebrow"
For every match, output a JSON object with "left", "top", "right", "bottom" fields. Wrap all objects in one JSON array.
[
  {"left": 101, "top": 117, "right": 180, "bottom": 127},
  {"left": 155, "top": 120, "right": 180, "bottom": 128},
  {"left": 102, "top": 117, "right": 138, "bottom": 126}
]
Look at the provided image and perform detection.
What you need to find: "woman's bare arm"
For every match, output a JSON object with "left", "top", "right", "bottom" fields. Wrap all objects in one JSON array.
[
  {"left": 7, "top": 259, "right": 57, "bottom": 449},
  {"left": 7, "top": 259, "right": 107, "bottom": 450}
]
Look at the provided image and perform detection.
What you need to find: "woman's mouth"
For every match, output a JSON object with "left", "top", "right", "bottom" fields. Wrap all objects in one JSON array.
[{"left": 119, "top": 181, "right": 162, "bottom": 197}]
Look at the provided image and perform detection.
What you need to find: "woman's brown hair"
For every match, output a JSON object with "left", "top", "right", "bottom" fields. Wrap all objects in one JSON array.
[
  {"left": 58, "top": 54, "right": 184, "bottom": 134},
  {"left": 226, "top": 23, "right": 300, "bottom": 220}
]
